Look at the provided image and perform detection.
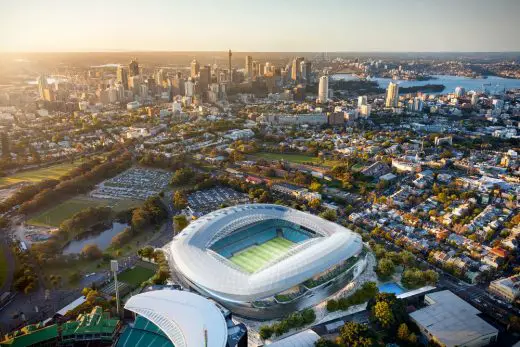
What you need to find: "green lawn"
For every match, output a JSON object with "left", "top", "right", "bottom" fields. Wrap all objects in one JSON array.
[
  {"left": 117, "top": 265, "right": 156, "bottom": 286},
  {"left": 27, "top": 196, "right": 142, "bottom": 227},
  {"left": 254, "top": 152, "right": 321, "bottom": 164},
  {"left": 253, "top": 152, "right": 339, "bottom": 167},
  {"left": 0, "top": 162, "right": 83, "bottom": 188},
  {"left": 229, "top": 237, "right": 294, "bottom": 273}
]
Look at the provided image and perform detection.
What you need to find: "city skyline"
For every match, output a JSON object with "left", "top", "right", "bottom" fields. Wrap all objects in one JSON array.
[{"left": 1, "top": 0, "right": 519, "bottom": 53}]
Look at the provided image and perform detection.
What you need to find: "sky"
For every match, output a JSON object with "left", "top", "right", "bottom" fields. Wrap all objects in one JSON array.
[{"left": 0, "top": 0, "right": 519, "bottom": 52}]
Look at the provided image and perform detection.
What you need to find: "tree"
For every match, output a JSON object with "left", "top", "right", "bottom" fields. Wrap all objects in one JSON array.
[
  {"left": 408, "top": 332, "right": 418, "bottom": 344},
  {"left": 327, "top": 299, "right": 339, "bottom": 312},
  {"left": 377, "top": 258, "right": 395, "bottom": 278},
  {"left": 173, "top": 191, "right": 188, "bottom": 210},
  {"left": 373, "top": 300, "right": 394, "bottom": 328},
  {"left": 423, "top": 269, "right": 439, "bottom": 285},
  {"left": 440, "top": 149, "right": 453, "bottom": 159},
  {"left": 508, "top": 315, "right": 520, "bottom": 333},
  {"left": 400, "top": 251, "right": 415, "bottom": 269},
  {"left": 315, "top": 338, "right": 340, "bottom": 347},
  {"left": 310, "top": 181, "right": 322, "bottom": 192},
  {"left": 338, "top": 322, "right": 374, "bottom": 347},
  {"left": 138, "top": 245, "right": 155, "bottom": 260},
  {"left": 397, "top": 323, "right": 410, "bottom": 341},
  {"left": 81, "top": 244, "right": 102, "bottom": 260},
  {"left": 309, "top": 198, "right": 321, "bottom": 209},
  {"left": 259, "top": 325, "right": 273, "bottom": 340},
  {"left": 171, "top": 168, "right": 194, "bottom": 186},
  {"left": 320, "top": 209, "right": 337, "bottom": 222},
  {"left": 173, "top": 215, "right": 189, "bottom": 233}
]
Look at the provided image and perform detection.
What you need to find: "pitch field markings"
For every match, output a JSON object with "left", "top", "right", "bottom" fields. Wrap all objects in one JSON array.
[{"left": 229, "top": 237, "right": 294, "bottom": 273}]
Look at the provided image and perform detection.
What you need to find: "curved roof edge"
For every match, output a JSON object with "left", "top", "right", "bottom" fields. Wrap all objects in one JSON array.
[{"left": 124, "top": 290, "right": 228, "bottom": 347}]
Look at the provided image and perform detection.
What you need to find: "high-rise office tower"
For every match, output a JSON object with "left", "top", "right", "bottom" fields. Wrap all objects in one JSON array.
[
  {"left": 199, "top": 66, "right": 211, "bottom": 95},
  {"left": 185, "top": 79, "right": 194, "bottom": 97},
  {"left": 129, "top": 59, "right": 139, "bottom": 77},
  {"left": 299, "top": 61, "right": 307, "bottom": 82},
  {"left": 172, "top": 73, "right": 185, "bottom": 96},
  {"left": 318, "top": 75, "right": 329, "bottom": 103},
  {"left": 252, "top": 61, "right": 258, "bottom": 78},
  {"left": 245, "top": 55, "right": 253, "bottom": 79},
  {"left": 191, "top": 59, "right": 200, "bottom": 79},
  {"left": 304, "top": 61, "right": 312, "bottom": 82},
  {"left": 37, "top": 74, "right": 48, "bottom": 99},
  {"left": 385, "top": 82, "right": 399, "bottom": 107},
  {"left": 357, "top": 96, "right": 367, "bottom": 107},
  {"left": 117, "top": 66, "right": 129, "bottom": 90},
  {"left": 228, "top": 49, "right": 232, "bottom": 84},
  {"left": 155, "top": 69, "right": 165, "bottom": 85},
  {"left": 291, "top": 57, "right": 304, "bottom": 81},
  {"left": 471, "top": 93, "right": 479, "bottom": 106},
  {"left": 257, "top": 63, "right": 264, "bottom": 77},
  {"left": 454, "top": 86, "right": 465, "bottom": 97},
  {"left": 412, "top": 97, "right": 423, "bottom": 112}
]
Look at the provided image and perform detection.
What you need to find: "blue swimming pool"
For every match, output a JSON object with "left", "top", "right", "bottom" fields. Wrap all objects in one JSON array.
[{"left": 378, "top": 282, "right": 405, "bottom": 295}]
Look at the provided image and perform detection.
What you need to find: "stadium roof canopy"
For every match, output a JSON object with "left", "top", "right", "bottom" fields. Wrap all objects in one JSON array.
[
  {"left": 124, "top": 290, "right": 228, "bottom": 347},
  {"left": 171, "top": 204, "right": 363, "bottom": 302}
]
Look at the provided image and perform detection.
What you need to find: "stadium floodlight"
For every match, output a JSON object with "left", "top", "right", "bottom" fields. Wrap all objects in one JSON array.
[{"left": 111, "top": 260, "right": 120, "bottom": 316}]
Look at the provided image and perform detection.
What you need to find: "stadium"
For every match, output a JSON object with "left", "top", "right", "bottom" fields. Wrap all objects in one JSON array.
[{"left": 170, "top": 204, "right": 368, "bottom": 319}]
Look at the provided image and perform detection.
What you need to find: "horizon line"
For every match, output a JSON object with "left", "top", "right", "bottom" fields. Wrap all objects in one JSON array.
[{"left": 1, "top": 50, "right": 520, "bottom": 54}]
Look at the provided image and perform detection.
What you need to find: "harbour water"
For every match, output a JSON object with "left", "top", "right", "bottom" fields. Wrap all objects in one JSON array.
[{"left": 331, "top": 74, "right": 520, "bottom": 94}]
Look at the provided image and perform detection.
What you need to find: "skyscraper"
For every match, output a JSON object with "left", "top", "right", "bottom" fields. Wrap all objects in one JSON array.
[
  {"left": 155, "top": 69, "right": 166, "bottom": 86},
  {"left": 199, "top": 65, "right": 211, "bottom": 96},
  {"left": 291, "top": 57, "right": 304, "bottom": 81},
  {"left": 471, "top": 92, "right": 479, "bottom": 106},
  {"left": 358, "top": 96, "right": 367, "bottom": 107},
  {"left": 245, "top": 55, "right": 253, "bottom": 79},
  {"left": 117, "top": 66, "right": 128, "bottom": 90},
  {"left": 37, "top": 74, "right": 48, "bottom": 99},
  {"left": 228, "top": 49, "right": 232, "bottom": 84},
  {"left": 257, "top": 63, "right": 264, "bottom": 77},
  {"left": 185, "top": 79, "right": 194, "bottom": 97},
  {"left": 304, "top": 61, "right": 312, "bottom": 82},
  {"left": 454, "top": 86, "right": 465, "bottom": 97},
  {"left": 318, "top": 75, "right": 329, "bottom": 103},
  {"left": 129, "top": 59, "right": 139, "bottom": 77},
  {"left": 299, "top": 61, "right": 307, "bottom": 82},
  {"left": 191, "top": 59, "right": 200, "bottom": 79},
  {"left": 385, "top": 82, "right": 399, "bottom": 108}
]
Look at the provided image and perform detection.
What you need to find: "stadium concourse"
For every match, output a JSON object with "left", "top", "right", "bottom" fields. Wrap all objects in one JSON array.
[{"left": 169, "top": 204, "right": 369, "bottom": 320}]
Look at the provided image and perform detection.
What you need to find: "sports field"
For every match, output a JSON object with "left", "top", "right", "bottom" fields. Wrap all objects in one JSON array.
[
  {"left": 229, "top": 237, "right": 294, "bottom": 273},
  {"left": 253, "top": 152, "right": 339, "bottom": 167},
  {"left": 0, "top": 162, "right": 82, "bottom": 188},
  {"left": 117, "top": 265, "right": 156, "bottom": 286},
  {"left": 27, "top": 196, "right": 142, "bottom": 227}
]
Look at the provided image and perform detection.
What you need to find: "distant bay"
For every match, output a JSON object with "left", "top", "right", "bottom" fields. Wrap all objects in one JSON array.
[{"left": 331, "top": 74, "right": 520, "bottom": 94}]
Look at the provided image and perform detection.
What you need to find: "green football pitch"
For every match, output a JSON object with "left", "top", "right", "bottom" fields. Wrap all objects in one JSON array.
[{"left": 229, "top": 237, "right": 294, "bottom": 273}]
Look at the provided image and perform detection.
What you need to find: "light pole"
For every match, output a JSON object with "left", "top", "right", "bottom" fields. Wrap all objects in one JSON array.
[{"left": 110, "top": 260, "right": 120, "bottom": 317}]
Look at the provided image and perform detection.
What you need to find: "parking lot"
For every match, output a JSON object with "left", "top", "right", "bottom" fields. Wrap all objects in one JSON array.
[
  {"left": 91, "top": 167, "right": 172, "bottom": 200},
  {"left": 188, "top": 187, "right": 249, "bottom": 214}
]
